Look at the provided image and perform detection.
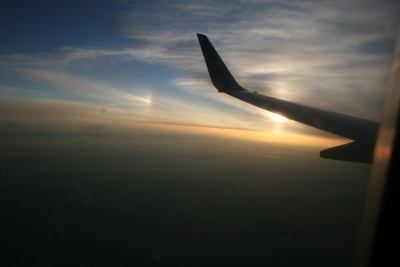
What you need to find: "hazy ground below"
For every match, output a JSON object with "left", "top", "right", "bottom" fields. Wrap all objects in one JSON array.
[{"left": 0, "top": 122, "right": 370, "bottom": 266}]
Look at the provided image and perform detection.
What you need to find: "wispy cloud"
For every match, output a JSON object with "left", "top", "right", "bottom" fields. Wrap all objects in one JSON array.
[
  {"left": 0, "top": 0, "right": 398, "bottom": 136},
  {"left": 117, "top": 0, "right": 398, "bottom": 119}
]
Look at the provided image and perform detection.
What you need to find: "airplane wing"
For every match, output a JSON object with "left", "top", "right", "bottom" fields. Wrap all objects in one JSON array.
[{"left": 197, "top": 33, "right": 379, "bottom": 164}]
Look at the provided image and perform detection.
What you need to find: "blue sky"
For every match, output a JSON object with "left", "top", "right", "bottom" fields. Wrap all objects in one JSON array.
[{"left": 0, "top": 0, "right": 399, "bottom": 138}]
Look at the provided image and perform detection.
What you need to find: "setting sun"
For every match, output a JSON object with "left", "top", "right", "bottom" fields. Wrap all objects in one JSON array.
[{"left": 270, "top": 113, "right": 287, "bottom": 122}]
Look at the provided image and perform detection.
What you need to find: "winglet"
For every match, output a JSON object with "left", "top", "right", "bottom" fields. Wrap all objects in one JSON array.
[{"left": 197, "top": 34, "right": 245, "bottom": 93}]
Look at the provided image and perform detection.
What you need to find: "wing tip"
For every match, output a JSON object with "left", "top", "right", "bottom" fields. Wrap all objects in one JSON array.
[
  {"left": 196, "top": 33, "right": 244, "bottom": 93},
  {"left": 196, "top": 33, "right": 208, "bottom": 43}
]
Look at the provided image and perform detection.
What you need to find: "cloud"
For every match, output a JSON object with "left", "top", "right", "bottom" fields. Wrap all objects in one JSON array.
[
  {"left": 13, "top": 68, "right": 146, "bottom": 105},
  {"left": 117, "top": 0, "right": 398, "bottom": 119},
  {"left": 0, "top": 0, "right": 398, "bottom": 136}
]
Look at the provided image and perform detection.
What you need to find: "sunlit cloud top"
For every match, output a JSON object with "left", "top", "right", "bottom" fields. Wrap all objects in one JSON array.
[{"left": 0, "top": 0, "right": 399, "bottom": 137}]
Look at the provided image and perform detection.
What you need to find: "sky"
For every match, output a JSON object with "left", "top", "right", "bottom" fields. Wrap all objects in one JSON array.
[{"left": 0, "top": 0, "right": 399, "bottom": 139}]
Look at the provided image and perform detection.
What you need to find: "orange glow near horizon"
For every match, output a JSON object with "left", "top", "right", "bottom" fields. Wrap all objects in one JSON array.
[
  {"left": 0, "top": 98, "right": 347, "bottom": 149},
  {"left": 106, "top": 121, "right": 347, "bottom": 149}
]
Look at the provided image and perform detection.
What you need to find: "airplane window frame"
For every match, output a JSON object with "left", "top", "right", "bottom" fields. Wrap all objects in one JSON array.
[{"left": 354, "top": 19, "right": 400, "bottom": 267}]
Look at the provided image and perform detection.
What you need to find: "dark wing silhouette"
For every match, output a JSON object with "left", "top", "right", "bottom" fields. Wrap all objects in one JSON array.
[{"left": 197, "top": 33, "right": 379, "bottom": 163}]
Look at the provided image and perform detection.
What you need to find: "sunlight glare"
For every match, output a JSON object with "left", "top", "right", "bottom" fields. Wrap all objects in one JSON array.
[{"left": 270, "top": 113, "right": 287, "bottom": 122}]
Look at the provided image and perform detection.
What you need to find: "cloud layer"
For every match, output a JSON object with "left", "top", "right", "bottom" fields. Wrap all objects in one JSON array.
[{"left": 0, "top": 0, "right": 399, "bottom": 136}]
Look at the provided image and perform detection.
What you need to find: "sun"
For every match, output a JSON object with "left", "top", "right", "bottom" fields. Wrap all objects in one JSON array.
[{"left": 270, "top": 113, "right": 287, "bottom": 122}]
